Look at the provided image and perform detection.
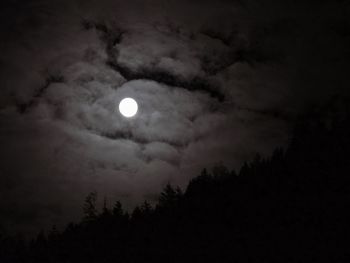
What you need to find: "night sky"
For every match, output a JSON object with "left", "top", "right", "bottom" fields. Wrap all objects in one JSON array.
[{"left": 0, "top": 0, "right": 349, "bottom": 236}]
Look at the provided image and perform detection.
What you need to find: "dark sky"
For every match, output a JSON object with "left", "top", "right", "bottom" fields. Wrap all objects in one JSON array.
[{"left": 0, "top": 0, "right": 349, "bottom": 235}]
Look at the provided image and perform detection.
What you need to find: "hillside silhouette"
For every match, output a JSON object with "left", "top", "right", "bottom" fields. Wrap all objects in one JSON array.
[{"left": 1, "top": 98, "right": 350, "bottom": 262}]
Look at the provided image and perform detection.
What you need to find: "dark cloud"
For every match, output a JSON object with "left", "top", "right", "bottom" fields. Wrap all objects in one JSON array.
[{"left": 0, "top": 0, "right": 349, "bottom": 235}]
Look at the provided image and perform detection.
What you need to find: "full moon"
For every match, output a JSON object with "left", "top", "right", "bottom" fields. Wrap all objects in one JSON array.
[{"left": 119, "top": 98, "right": 138, "bottom": 118}]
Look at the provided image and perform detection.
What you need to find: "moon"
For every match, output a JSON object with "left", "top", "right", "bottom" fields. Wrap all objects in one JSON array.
[{"left": 119, "top": 98, "right": 138, "bottom": 118}]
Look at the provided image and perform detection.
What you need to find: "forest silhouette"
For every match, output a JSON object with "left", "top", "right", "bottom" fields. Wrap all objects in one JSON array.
[{"left": 1, "top": 98, "right": 350, "bottom": 262}]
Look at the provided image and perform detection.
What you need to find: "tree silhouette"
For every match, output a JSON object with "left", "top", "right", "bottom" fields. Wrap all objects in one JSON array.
[
  {"left": 158, "top": 183, "right": 182, "bottom": 209},
  {"left": 83, "top": 191, "right": 98, "bottom": 222},
  {"left": 112, "top": 201, "right": 124, "bottom": 217}
]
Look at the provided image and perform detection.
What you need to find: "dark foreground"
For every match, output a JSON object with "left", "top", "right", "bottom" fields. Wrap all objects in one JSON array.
[{"left": 1, "top": 100, "right": 350, "bottom": 262}]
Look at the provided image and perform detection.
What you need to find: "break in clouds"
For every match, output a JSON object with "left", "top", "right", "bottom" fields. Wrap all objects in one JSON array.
[{"left": 0, "top": 0, "right": 349, "bottom": 235}]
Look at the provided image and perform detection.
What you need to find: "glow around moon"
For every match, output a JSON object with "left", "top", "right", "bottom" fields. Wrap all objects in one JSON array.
[{"left": 119, "top": 98, "right": 138, "bottom": 118}]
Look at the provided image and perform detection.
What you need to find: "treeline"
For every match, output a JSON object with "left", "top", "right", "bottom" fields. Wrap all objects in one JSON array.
[{"left": 1, "top": 99, "right": 350, "bottom": 262}]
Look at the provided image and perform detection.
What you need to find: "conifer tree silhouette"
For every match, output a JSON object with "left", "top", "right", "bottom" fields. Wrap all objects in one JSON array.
[{"left": 83, "top": 191, "right": 98, "bottom": 222}]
